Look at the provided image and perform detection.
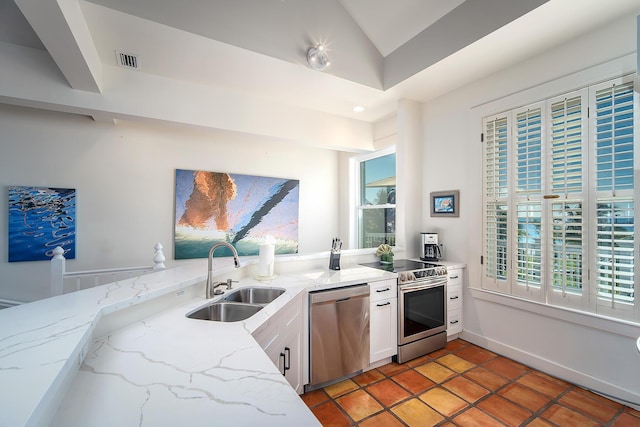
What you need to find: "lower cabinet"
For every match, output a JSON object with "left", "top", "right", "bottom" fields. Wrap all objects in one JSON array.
[
  {"left": 279, "top": 319, "right": 303, "bottom": 393},
  {"left": 252, "top": 292, "right": 303, "bottom": 394},
  {"left": 447, "top": 268, "right": 463, "bottom": 337},
  {"left": 369, "top": 278, "right": 398, "bottom": 363}
]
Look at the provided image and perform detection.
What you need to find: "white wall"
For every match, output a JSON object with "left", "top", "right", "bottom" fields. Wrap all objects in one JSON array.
[
  {"left": 0, "top": 42, "right": 376, "bottom": 153},
  {"left": 423, "top": 12, "right": 640, "bottom": 406},
  {"left": 396, "top": 100, "right": 423, "bottom": 258},
  {"left": 0, "top": 104, "right": 339, "bottom": 302}
]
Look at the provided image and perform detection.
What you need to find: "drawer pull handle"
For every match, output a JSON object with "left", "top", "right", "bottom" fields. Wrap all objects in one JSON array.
[
  {"left": 280, "top": 347, "right": 291, "bottom": 375},
  {"left": 450, "top": 320, "right": 459, "bottom": 325},
  {"left": 377, "top": 301, "right": 391, "bottom": 307},
  {"left": 449, "top": 296, "right": 459, "bottom": 300},
  {"left": 450, "top": 275, "right": 459, "bottom": 279},
  {"left": 376, "top": 288, "right": 390, "bottom": 292}
]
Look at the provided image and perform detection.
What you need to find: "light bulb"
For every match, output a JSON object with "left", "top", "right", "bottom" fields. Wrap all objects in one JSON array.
[{"left": 307, "top": 45, "right": 330, "bottom": 71}]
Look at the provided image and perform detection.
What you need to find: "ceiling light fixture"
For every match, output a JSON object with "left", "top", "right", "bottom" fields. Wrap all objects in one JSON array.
[
  {"left": 353, "top": 106, "right": 365, "bottom": 113},
  {"left": 307, "top": 44, "right": 330, "bottom": 71}
]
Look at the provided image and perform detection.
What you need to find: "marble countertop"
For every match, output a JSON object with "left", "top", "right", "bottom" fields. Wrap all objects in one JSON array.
[{"left": 0, "top": 256, "right": 397, "bottom": 427}]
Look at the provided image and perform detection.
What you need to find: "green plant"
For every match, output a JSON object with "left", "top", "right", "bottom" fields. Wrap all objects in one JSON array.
[{"left": 376, "top": 244, "right": 394, "bottom": 257}]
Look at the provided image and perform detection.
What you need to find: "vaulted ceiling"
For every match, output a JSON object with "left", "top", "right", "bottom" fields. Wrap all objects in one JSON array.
[{"left": 1, "top": 0, "right": 639, "bottom": 149}]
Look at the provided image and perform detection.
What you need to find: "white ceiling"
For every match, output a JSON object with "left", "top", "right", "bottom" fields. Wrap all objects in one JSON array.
[
  {"left": 339, "top": 0, "right": 466, "bottom": 57},
  {"left": 2, "top": 0, "right": 640, "bottom": 139}
]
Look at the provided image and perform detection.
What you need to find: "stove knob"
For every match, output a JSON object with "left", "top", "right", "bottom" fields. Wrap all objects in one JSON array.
[{"left": 399, "top": 273, "right": 407, "bottom": 283}]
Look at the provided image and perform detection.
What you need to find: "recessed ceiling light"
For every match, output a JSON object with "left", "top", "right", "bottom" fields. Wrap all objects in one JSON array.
[{"left": 353, "top": 106, "right": 365, "bottom": 113}]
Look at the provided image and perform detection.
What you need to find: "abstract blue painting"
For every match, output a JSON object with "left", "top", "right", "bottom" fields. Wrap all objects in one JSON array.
[
  {"left": 8, "top": 186, "right": 76, "bottom": 262},
  {"left": 174, "top": 169, "right": 299, "bottom": 259}
]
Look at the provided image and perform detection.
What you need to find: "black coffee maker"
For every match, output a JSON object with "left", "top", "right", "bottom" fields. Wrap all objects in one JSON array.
[{"left": 420, "top": 232, "right": 442, "bottom": 261}]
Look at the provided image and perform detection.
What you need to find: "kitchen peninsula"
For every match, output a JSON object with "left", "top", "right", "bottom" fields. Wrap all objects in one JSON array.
[{"left": 0, "top": 254, "right": 397, "bottom": 427}]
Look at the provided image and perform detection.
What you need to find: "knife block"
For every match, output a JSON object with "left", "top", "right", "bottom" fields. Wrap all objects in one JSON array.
[{"left": 329, "top": 252, "right": 341, "bottom": 270}]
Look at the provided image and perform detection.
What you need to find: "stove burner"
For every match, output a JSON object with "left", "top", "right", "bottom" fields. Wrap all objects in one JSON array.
[{"left": 360, "top": 259, "right": 447, "bottom": 284}]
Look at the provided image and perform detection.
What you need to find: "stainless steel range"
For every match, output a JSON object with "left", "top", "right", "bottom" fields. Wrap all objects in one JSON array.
[{"left": 361, "top": 259, "right": 448, "bottom": 363}]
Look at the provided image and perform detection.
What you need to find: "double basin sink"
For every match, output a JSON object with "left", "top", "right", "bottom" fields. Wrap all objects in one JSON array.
[{"left": 186, "top": 286, "right": 285, "bottom": 322}]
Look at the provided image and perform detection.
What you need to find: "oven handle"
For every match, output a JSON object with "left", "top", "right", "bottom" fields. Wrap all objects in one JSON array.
[{"left": 399, "top": 280, "right": 446, "bottom": 292}]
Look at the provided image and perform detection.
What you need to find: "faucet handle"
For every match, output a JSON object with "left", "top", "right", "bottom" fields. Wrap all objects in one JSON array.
[{"left": 226, "top": 279, "right": 238, "bottom": 289}]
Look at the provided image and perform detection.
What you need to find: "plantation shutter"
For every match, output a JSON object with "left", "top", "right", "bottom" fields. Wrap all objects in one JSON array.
[
  {"left": 547, "top": 91, "right": 588, "bottom": 307},
  {"left": 512, "top": 104, "right": 544, "bottom": 299},
  {"left": 479, "top": 75, "right": 636, "bottom": 321},
  {"left": 482, "top": 115, "right": 509, "bottom": 292},
  {"left": 590, "top": 77, "right": 636, "bottom": 318}
]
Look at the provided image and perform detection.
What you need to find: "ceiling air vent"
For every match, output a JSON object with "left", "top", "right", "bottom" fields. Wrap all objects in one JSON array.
[{"left": 115, "top": 51, "right": 139, "bottom": 69}]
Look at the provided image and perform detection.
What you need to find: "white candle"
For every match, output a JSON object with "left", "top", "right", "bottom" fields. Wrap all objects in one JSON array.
[{"left": 259, "top": 243, "right": 275, "bottom": 277}]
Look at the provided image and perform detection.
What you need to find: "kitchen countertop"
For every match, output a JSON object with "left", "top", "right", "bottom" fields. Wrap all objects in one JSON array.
[{"left": 0, "top": 256, "right": 397, "bottom": 427}]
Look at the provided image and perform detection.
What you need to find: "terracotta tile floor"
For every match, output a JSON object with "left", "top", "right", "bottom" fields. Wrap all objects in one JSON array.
[{"left": 302, "top": 339, "right": 640, "bottom": 427}]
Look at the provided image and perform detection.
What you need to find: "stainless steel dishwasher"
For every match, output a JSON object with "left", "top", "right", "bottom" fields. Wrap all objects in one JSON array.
[{"left": 307, "top": 284, "right": 370, "bottom": 391}]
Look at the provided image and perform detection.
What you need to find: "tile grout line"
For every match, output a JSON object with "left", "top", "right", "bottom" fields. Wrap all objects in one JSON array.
[
  {"left": 305, "top": 339, "right": 635, "bottom": 427},
  {"left": 446, "top": 343, "right": 619, "bottom": 426},
  {"left": 313, "top": 341, "right": 529, "bottom": 426}
]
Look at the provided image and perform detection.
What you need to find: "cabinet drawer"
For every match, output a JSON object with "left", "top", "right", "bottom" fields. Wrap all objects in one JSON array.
[
  {"left": 447, "top": 269, "right": 462, "bottom": 286},
  {"left": 447, "top": 285, "right": 462, "bottom": 311},
  {"left": 447, "top": 308, "right": 462, "bottom": 335},
  {"left": 370, "top": 278, "right": 397, "bottom": 302}
]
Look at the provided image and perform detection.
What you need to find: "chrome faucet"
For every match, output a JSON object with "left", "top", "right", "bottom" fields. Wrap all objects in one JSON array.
[{"left": 206, "top": 242, "right": 241, "bottom": 299}]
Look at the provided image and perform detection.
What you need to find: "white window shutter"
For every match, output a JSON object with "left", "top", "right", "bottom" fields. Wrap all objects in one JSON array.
[
  {"left": 546, "top": 90, "right": 588, "bottom": 309},
  {"left": 480, "top": 75, "right": 637, "bottom": 321},
  {"left": 590, "top": 77, "right": 636, "bottom": 320},
  {"left": 482, "top": 115, "right": 510, "bottom": 292},
  {"left": 512, "top": 104, "right": 544, "bottom": 300}
]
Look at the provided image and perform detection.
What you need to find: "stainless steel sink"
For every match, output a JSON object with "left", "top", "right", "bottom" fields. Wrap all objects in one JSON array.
[
  {"left": 186, "top": 286, "right": 286, "bottom": 322},
  {"left": 222, "top": 287, "right": 285, "bottom": 305},
  {"left": 186, "top": 301, "right": 263, "bottom": 322}
]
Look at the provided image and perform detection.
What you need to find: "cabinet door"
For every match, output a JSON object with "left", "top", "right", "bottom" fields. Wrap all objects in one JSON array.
[
  {"left": 370, "top": 298, "right": 397, "bottom": 363},
  {"left": 262, "top": 332, "right": 284, "bottom": 375},
  {"left": 257, "top": 320, "right": 302, "bottom": 393},
  {"left": 280, "top": 323, "right": 303, "bottom": 394},
  {"left": 254, "top": 292, "right": 304, "bottom": 394}
]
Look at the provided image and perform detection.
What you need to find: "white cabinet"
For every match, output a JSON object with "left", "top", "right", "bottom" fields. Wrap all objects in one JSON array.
[
  {"left": 252, "top": 292, "right": 303, "bottom": 393},
  {"left": 280, "top": 318, "right": 303, "bottom": 392},
  {"left": 447, "top": 268, "right": 463, "bottom": 337},
  {"left": 369, "top": 278, "right": 397, "bottom": 363}
]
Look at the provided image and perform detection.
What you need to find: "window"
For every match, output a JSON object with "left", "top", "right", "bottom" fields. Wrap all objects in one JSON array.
[
  {"left": 482, "top": 75, "right": 638, "bottom": 321},
  {"left": 353, "top": 147, "right": 396, "bottom": 249}
]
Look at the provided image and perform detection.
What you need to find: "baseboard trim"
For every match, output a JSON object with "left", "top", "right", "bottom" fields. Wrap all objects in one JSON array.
[{"left": 460, "top": 330, "right": 640, "bottom": 410}]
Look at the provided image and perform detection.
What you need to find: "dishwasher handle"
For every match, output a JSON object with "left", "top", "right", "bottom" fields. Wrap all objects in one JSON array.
[{"left": 309, "top": 284, "right": 369, "bottom": 305}]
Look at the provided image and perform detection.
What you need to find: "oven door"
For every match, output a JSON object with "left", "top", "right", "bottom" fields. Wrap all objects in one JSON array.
[{"left": 398, "top": 279, "right": 447, "bottom": 345}]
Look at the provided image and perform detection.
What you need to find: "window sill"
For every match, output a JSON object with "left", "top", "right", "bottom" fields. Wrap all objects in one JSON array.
[{"left": 469, "top": 287, "right": 640, "bottom": 338}]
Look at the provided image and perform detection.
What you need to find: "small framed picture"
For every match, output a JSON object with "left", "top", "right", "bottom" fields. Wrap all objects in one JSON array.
[{"left": 430, "top": 190, "right": 459, "bottom": 217}]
